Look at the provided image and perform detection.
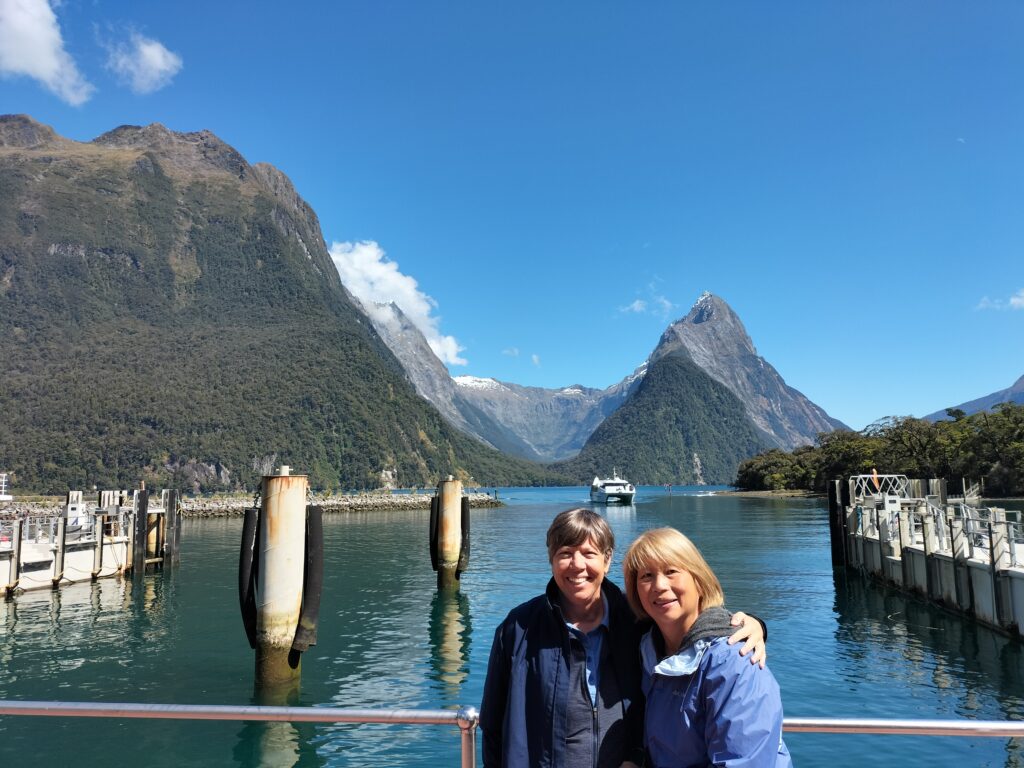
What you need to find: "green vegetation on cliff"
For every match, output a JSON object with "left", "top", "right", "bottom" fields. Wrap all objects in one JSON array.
[
  {"left": 735, "top": 404, "right": 1024, "bottom": 496},
  {"left": 553, "top": 354, "right": 769, "bottom": 484},
  {"left": 0, "top": 118, "right": 565, "bottom": 493}
]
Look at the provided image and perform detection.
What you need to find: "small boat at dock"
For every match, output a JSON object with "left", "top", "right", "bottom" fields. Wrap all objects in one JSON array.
[{"left": 590, "top": 471, "right": 635, "bottom": 504}]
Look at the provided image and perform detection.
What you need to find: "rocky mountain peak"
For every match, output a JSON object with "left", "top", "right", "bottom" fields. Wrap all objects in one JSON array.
[
  {"left": 651, "top": 292, "right": 844, "bottom": 449},
  {"left": 92, "top": 123, "right": 251, "bottom": 179},
  {"left": 688, "top": 290, "right": 718, "bottom": 323},
  {"left": 654, "top": 291, "right": 756, "bottom": 363},
  {"left": 0, "top": 114, "right": 66, "bottom": 149}
]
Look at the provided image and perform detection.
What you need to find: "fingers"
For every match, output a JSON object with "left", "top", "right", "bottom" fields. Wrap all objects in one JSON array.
[{"left": 752, "top": 646, "right": 767, "bottom": 668}]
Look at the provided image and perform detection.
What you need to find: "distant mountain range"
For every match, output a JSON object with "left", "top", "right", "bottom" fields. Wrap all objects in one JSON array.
[
  {"left": 366, "top": 290, "right": 849, "bottom": 484},
  {"left": 925, "top": 374, "right": 1024, "bottom": 421},
  {"left": 0, "top": 115, "right": 562, "bottom": 492},
  {"left": 0, "top": 113, "right": 849, "bottom": 491}
]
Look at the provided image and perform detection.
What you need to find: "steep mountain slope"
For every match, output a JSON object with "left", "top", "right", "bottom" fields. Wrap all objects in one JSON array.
[
  {"left": 925, "top": 374, "right": 1024, "bottom": 421},
  {"left": 451, "top": 371, "right": 643, "bottom": 461},
  {"left": 553, "top": 354, "right": 770, "bottom": 484},
  {"left": 0, "top": 115, "right": 563, "bottom": 492},
  {"left": 360, "top": 300, "right": 643, "bottom": 461},
  {"left": 652, "top": 292, "right": 846, "bottom": 449}
]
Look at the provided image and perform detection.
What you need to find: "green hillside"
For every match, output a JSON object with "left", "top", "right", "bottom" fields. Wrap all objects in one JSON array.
[
  {"left": 554, "top": 354, "right": 770, "bottom": 484},
  {"left": 0, "top": 116, "right": 564, "bottom": 493}
]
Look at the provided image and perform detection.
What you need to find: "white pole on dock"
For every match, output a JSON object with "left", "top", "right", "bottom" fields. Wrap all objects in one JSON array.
[{"left": 255, "top": 466, "right": 307, "bottom": 697}]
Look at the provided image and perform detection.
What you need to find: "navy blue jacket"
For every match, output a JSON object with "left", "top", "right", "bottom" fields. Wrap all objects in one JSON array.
[{"left": 480, "top": 578, "right": 646, "bottom": 768}]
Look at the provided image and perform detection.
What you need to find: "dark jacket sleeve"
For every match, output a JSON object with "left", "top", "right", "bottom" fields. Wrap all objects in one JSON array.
[
  {"left": 622, "top": 620, "right": 647, "bottom": 766},
  {"left": 480, "top": 620, "right": 510, "bottom": 767}
]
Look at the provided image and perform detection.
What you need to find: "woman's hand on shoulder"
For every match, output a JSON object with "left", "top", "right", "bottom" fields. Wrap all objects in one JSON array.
[{"left": 727, "top": 611, "right": 766, "bottom": 669}]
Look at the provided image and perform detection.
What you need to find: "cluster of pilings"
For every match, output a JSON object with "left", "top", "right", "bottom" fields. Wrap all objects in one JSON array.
[
  {"left": 0, "top": 488, "right": 182, "bottom": 596},
  {"left": 828, "top": 475, "right": 1024, "bottom": 635},
  {"left": 239, "top": 469, "right": 474, "bottom": 702}
]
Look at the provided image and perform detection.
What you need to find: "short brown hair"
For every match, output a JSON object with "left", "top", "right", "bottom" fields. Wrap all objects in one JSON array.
[
  {"left": 546, "top": 508, "right": 615, "bottom": 562},
  {"left": 622, "top": 527, "right": 724, "bottom": 619}
]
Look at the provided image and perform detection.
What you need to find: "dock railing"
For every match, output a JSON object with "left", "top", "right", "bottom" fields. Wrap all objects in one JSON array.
[{"left": 1, "top": 699, "right": 1023, "bottom": 766}]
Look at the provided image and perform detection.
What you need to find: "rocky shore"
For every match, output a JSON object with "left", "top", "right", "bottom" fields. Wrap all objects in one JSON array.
[
  {"left": 1, "top": 492, "right": 504, "bottom": 519},
  {"left": 180, "top": 491, "right": 503, "bottom": 517}
]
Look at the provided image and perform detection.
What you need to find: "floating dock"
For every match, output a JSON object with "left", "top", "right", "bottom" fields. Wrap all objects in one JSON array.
[
  {"left": 829, "top": 474, "right": 1024, "bottom": 635},
  {"left": 0, "top": 488, "right": 181, "bottom": 596}
]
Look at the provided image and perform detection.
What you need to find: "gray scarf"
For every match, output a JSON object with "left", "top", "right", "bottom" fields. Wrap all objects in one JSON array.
[{"left": 678, "top": 605, "right": 734, "bottom": 652}]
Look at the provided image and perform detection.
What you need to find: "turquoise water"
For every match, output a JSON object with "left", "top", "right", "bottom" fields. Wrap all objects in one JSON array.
[{"left": 1, "top": 486, "right": 1022, "bottom": 766}]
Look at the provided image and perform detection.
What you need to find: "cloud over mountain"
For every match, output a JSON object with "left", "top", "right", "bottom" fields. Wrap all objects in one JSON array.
[
  {"left": 104, "top": 32, "right": 182, "bottom": 94},
  {"left": 329, "top": 240, "right": 467, "bottom": 365},
  {"left": 0, "top": 0, "right": 94, "bottom": 105}
]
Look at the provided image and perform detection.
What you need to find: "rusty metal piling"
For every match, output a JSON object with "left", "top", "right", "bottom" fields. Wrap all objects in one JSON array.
[
  {"left": 255, "top": 466, "right": 308, "bottom": 700},
  {"left": 434, "top": 476, "right": 464, "bottom": 590}
]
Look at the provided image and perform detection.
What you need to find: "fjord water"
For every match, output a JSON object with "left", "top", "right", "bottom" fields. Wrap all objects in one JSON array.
[{"left": 1, "top": 488, "right": 1022, "bottom": 767}]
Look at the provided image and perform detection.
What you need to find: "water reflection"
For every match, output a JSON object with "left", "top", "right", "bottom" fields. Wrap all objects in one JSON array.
[
  {"left": 234, "top": 720, "right": 323, "bottom": 768},
  {"left": 427, "top": 589, "right": 471, "bottom": 695},
  {"left": 832, "top": 572, "right": 1024, "bottom": 721},
  {"left": 599, "top": 503, "right": 636, "bottom": 524}
]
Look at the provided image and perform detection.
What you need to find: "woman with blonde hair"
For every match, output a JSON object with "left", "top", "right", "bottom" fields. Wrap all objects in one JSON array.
[
  {"left": 480, "top": 509, "right": 768, "bottom": 768},
  {"left": 623, "top": 527, "right": 792, "bottom": 767}
]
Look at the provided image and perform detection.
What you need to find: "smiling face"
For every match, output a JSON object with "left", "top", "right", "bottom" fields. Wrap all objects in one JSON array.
[
  {"left": 551, "top": 537, "right": 612, "bottom": 619},
  {"left": 636, "top": 563, "right": 702, "bottom": 639}
]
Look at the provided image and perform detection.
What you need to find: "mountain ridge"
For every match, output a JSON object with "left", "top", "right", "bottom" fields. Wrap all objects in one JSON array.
[
  {"left": 925, "top": 374, "right": 1024, "bottom": 421},
  {"left": 0, "top": 114, "right": 564, "bottom": 492}
]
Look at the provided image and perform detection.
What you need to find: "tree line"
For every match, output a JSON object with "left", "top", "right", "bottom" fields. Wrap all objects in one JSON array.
[{"left": 735, "top": 403, "right": 1024, "bottom": 496}]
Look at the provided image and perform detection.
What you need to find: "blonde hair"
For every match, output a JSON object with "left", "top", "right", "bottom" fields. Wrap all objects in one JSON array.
[
  {"left": 546, "top": 508, "right": 614, "bottom": 562},
  {"left": 622, "top": 527, "right": 724, "bottom": 620}
]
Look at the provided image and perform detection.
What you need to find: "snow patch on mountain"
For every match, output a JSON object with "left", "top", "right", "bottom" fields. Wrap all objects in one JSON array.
[{"left": 454, "top": 376, "right": 505, "bottom": 392}]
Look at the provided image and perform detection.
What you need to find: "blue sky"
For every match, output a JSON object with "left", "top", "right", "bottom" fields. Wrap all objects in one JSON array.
[{"left": 2, "top": 1, "right": 1022, "bottom": 431}]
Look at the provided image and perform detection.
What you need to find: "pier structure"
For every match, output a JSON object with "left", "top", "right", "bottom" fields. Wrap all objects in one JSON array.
[
  {"left": 0, "top": 488, "right": 181, "bottom": 596},
  {"left": 829, "top": 474, "right": 1024, "bottom": 635}
]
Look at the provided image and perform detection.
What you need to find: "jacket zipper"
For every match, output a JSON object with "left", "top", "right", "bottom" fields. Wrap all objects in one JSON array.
[{"left": 592, "top": 705, "right": 599, "bottom": 768}]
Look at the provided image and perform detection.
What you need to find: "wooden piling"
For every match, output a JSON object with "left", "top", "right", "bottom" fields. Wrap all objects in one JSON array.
[
  {"left": 133, "top": 490, "right": 150, "bottom": 577},
  {"left": 91, "top": 515, "right": 104, "bottom": 580},
  {"left": 52, "top": 518, "right": 67, "bottom": 589},
  {"left": 827, "top": 480, "right": 846, "bottom": 569},
  {"left": 5, "top": 520, "right": 22, "bottom": 597},
  {"left": 164, "top": 489, "right": 182, "bottom": 566}
]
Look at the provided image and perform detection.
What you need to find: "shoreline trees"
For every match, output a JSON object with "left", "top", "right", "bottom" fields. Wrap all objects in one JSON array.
[{"left": 735, "top": 403, "right": 1024, "bottom": 497}]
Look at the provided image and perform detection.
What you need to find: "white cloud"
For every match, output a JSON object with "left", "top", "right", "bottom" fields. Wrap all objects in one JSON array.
[
  {"left": 329, "top": 240, "right": 468, "bottom": 366},
  {"left": 0, "top": 0, "right": 94, "bottom": 105},
  {"left": 618, "top": 291, "right": 674, "bottom": 320},
  {"left": 502, "top": 347, "right": 520, "bottom": 357},
  {"left": 976, "top": 289, "right": 1024, "bottom": 311},
  {"left": 105, "top": 32, "right": 181, "bottom": 94},
  {"left": 531, "top": 354, "right": 541, "bottom": 367}
]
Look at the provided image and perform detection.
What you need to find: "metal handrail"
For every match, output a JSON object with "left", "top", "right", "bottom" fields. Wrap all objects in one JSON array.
[
  {"left": 0, "top": 700, "right": 479, "bottom": 767},
  {"left": 2, "top": 700, "right": 1023, "bottom": 747},
  {"left": 784, "top": 718, "right": 1024, "bottom": 737}
]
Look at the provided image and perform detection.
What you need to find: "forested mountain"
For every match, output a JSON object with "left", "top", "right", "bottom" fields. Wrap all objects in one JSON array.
[
  {"left": 0, "top": 115, "right": 564, "bottom": 493},
  {"left": 553, "top": 354, "right": 769, "bottom": 484}
]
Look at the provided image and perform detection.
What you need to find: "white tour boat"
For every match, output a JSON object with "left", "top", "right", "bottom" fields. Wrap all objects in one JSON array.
[{"left": 590, "top": 471, "right": 635, "bottom": 504}]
